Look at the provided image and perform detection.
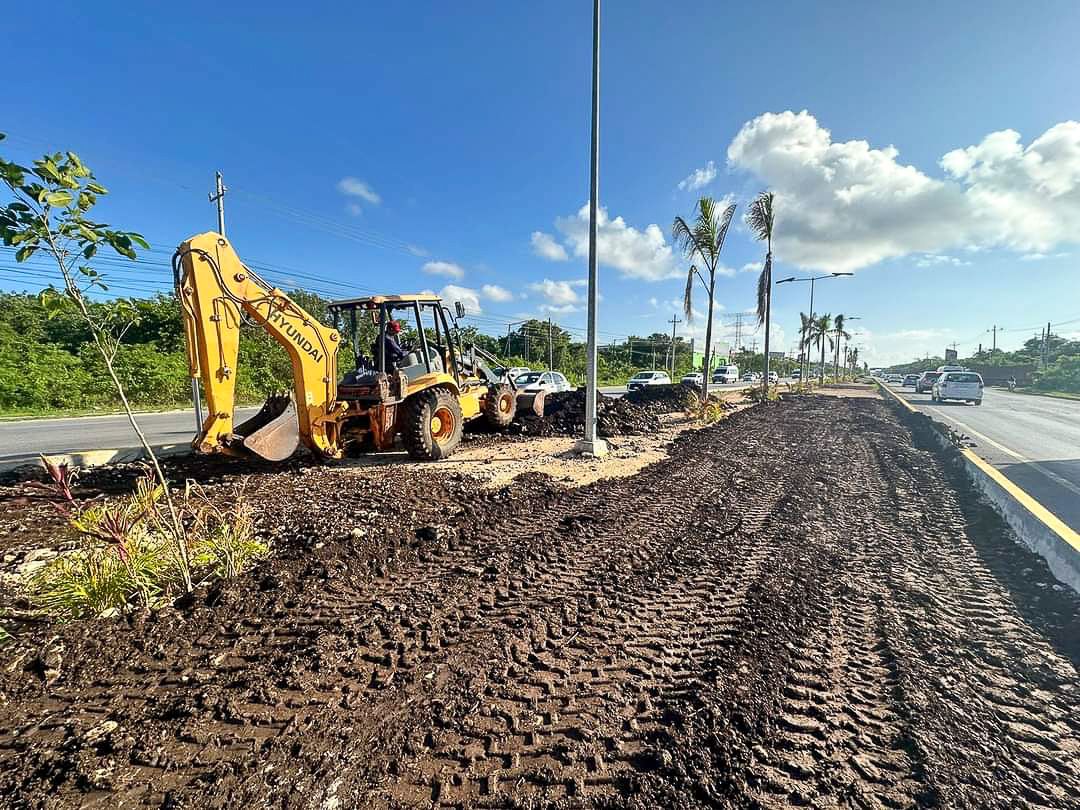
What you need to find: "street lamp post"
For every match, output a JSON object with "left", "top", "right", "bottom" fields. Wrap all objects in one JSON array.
[
  {"left": 576, "top": 0, "right": 607, "bottom": 457},
  {"left": 775, "top": 272, "right": 853, "bottom": 382},
  {"left": 836, "top": 317, "right": 861, "bottom": 379}
]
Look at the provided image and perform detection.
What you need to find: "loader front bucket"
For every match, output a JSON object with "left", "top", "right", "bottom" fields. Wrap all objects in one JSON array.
[{"left": 233, "top": 394, "right": 300, "bottom": 461}]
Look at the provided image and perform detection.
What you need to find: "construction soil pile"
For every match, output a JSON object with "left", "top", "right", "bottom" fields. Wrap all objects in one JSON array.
[
  {"left": 512, "top": 383, "right": 714, "bottom": 438},
  {"left": 1, "top": 396, "right": 1079, "bottom": 808}
]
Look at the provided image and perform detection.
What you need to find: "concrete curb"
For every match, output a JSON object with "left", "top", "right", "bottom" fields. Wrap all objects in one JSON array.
[
  {"left": 877, "top": 383, "right": 1080, "bottom": 594},
  {"left": 0, "top": 444, "right": 192, "bottom": 476}
]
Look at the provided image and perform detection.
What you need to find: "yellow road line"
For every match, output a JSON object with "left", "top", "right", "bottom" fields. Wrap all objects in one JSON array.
[{"left": 877, "top": 383, "right": 1080, "bottom": 554}]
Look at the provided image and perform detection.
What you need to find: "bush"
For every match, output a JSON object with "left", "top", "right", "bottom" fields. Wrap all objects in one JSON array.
[{"left": 743, "top": 384, "right": 780, "bottom": 403}]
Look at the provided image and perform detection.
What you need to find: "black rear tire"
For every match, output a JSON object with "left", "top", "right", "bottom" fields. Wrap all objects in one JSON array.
[
  {"left": 401, "top": 388, "right": 463, "bottom": 461},
  {"left": 483, "top": 383, "right": 516, "bottom": 430}
]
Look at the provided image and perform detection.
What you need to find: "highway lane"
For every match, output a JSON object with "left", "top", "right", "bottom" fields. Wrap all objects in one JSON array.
[
  {"left": 0, "top": 407, "right": 261, "bottom": 467},
  {"left": 890, "top": 383, "right": 1080, "bottom": 534}
]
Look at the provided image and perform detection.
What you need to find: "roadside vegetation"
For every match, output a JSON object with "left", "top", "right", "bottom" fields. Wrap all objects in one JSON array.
[
  {"left": 883, "top": 332, "right": 1080, "bottom": 393},
  {"left": 26, "top": 457, "right": 266, "bottom": 620}
]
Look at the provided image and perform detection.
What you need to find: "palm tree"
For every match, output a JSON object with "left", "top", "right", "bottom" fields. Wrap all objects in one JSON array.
[
  {"left": 809, "top": 313, "right": 833, "bottom": 384},
  {"left": 848, "top": 346, "right": 860, "bottom": 377},
  {"left": 746, "top": 191, "right": 775, "bottom": 399},
  {"left": 672, "top": 197, "right": 737, "bottom": 400},
  {"left": 832, "top": 314, "right": 851, "bottom": 380}
]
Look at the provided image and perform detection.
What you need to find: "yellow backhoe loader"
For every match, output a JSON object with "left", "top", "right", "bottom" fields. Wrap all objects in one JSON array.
[{"left": 173, "top": 232, "right": 519, "bottom": 462}]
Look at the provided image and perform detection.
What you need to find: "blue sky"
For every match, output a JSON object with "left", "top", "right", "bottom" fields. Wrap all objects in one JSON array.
[{"left": 3, "top": 0, "right": 1079, "bottom": 365}]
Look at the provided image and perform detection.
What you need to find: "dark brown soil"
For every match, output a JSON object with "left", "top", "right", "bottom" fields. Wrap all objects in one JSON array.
[
  {"left": 1, "top": 396, "right": 1078, "bottom": 809},
  {"left": 511, "top": 389, "right": 667, "bottom": 438}
]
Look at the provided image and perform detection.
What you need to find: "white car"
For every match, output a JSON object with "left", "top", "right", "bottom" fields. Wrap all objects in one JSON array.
[
  {"left": 627, "top": 370, "right": 671, "bottom": 392},
  {"left": 514, "top": 370, "right": 572, "bottom": 393},
  {"left": 680, "top": 372, "right": 703, "bottom": 387},
  {"left": 932, "top": 371, "right": 983, "bottom": 405},
  {"left": 768, "top": 371, "right": 779, "bottom": 384}
]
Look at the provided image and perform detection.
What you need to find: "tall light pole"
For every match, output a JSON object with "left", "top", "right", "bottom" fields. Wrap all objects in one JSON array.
[
  {"left": 775, "top": 272, "right": 852, "bottom": 381},
  {"left": 577, "top": 0, "right": 607, "bottom": 457}
]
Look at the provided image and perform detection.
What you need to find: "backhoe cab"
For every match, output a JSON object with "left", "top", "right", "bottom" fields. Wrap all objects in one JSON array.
[
  {"left": 328, "top": 294, "right": 516, "bottom": 459},
  {"left": 174, "top": 232, "right": 516, "bottom": 463}
]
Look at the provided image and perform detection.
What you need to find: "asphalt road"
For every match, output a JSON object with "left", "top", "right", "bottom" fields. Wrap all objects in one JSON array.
[
  {"left": 889, "top": 383, "right": 1080, "bottom": 533},
  {"left": 0, "top": 407, "right": 261, "bottom": 467}
]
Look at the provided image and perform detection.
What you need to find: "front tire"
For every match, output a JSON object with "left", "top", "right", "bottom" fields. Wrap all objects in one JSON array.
[
  {"left": 402, "top": 387, "right": 463, "bottom": 461},
  {"left": 483, "top": 383, "right": 516, "bottom": 430}
]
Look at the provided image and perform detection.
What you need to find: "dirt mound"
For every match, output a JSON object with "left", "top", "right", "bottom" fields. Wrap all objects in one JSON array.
[
  {"left": 622, "top": 381, "right": 696, "bottom": 413},
  {"left": 512, "top": 388, "right": 662, "bottom": 437}
]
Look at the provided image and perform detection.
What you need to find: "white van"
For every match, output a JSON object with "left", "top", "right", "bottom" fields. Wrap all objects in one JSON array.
[{"left": 712, "top": 365, "right": 739, "bottom": 384}]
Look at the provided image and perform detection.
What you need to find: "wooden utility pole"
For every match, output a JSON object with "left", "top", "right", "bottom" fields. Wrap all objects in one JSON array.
[
  {"left": 547, "top": 318, "right": 553, "bottom": 370},
  {"left": 668, "top": 314, "right": 682, "bottom": 374}
]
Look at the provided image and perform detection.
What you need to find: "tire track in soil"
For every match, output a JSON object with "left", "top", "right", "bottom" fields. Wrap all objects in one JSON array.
[
  {"left": 860, "top": 401, "right": 1080, "bottom": 809},
  {"left": 1, "top": 397, "right": 1078, "bottom": 810}
]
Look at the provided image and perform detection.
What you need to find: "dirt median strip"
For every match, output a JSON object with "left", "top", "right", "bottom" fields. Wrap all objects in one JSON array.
[{"left": 0, "top": 395, "right": 1077, "bottom": 808}]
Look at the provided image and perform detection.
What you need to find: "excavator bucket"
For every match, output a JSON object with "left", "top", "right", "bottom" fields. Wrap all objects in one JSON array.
[{"left": 232, "top": 394, "right": 300, "bottom": 461}]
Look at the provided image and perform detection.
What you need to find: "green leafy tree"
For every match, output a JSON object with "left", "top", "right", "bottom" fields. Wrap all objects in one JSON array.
[
  {"left": 746, "top": 191, "right": 775, "bottom": 399},
  {"left": 672, "top": 197, "right": 737, "bottom": 400},
  {"left": 0, "top": 135, "right": 191, "bottom": 589}
]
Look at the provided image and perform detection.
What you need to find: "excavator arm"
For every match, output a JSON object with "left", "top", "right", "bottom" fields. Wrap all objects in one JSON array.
[{"left": 173, "top": 232, "right": 344, "bottom": 460}]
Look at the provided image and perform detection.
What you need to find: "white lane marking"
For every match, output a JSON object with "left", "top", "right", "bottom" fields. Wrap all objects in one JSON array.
[{"left": 926, "top": 403, "right": 1080, "bottom": 499}]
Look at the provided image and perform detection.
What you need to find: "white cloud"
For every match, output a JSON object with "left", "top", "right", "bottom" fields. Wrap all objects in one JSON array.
[
  {"left": 529, "top": 278, "right": 584, "bottom": 307},
  {"left": 551, "top": 204, "right": 680, "bottom": 281},
  {"left": 1020, "top": 251, "right": 1069, "bottom": 261},
  {"left": 727, "top": 110, "right": 1080, "bottom": 271},
  {"left": 406, "top": 244, "right": 429, "bottom": 257},
  {"left": 914, "top": 254, "right": 971, "bottom": 268},
  {"left": 531, "top": 231, "right": 569, "bottom": 261},
  {"left": 716, "top": 264, "right": 737, "bottom": 277},
  {"left": 677, "top": 160, "right": 718, "bottom": 192},
  {"left": 740, "top": 262, "right": 761, "bottom": 273},
  {"left": 439, "top": 284, "right": 482, "bottom": 314},
  {"left": 422, "top": 260, "right": 465, "bottom": 281},
  {"left": 337, "top": 177, "right": 381, "bottom": 206},
  {"left": 481, "top": 284, "right": 514, "bottom": 303}
]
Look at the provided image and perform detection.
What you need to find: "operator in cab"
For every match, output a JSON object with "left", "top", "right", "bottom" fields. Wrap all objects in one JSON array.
[{"left": 375, "top": 319, "right": 405, "bottom": 370}]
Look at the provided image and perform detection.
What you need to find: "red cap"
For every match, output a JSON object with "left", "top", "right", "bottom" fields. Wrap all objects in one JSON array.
[{"left": 388, "top": 320, "right": 402, "bottom": 333}]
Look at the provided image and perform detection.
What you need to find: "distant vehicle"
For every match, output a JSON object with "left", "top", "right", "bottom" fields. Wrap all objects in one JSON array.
[
  {"left": 712, "top": 365, "right": 739, "bottom": 384},
  {"left": 886, "top": 374, "right": 904, "bottom": 384},
  {"left": 627, "top": 370, "right": 671, "bottom": 391},
  {"left": 791, "top": 368, "right": 802, "bottom": 380},
  {"left": 768, "top": 371, "right": 779, "bottom": 384},
  {"left": 932, "top": 371, "right": 983, "bottom": 405},
  {"left": 740, "top": 373, "right": 755, "bottom": 382},
  {"left": 680, "top": 372, "right": 703, "bottom": 388},
  {"left": 915, "top": 371, "right": 942, "bottom": 393},
  {"left": 514, "top": 370, "right": 572, "bottom": 393},
  {"left": 937, "top": 365, "right": 965, "bottom": 373},
  {"left": 902, "top": 374, "right": 919, "bottom": 387}
]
